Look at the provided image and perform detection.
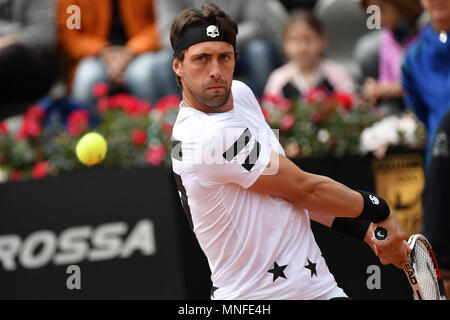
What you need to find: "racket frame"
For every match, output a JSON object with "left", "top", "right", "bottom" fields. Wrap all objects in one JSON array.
[
  {"left": 407, "top": 234, "right": 446, "bottom": 300},
  {"left": 373, "top": 227, "right": 447, "bottom": 300}
]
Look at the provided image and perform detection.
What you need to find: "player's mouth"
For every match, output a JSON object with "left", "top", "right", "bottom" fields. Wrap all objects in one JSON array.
[{"left": 206, "top": 85, "right": 225, "bottom": 90}]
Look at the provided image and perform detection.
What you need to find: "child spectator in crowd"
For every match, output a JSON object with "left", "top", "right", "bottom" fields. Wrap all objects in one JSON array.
[
  {"left": 0, "top": 0, "right": 57, "bottom": 120},
  {"left": 263, "top": 10, "right": 354, "bottom": 100},
  {"left": 57, "top": 0, "right": 172, "bottom": 110},
  {"left": 358, "top": 0, "right": 423, "bottom": 113}
]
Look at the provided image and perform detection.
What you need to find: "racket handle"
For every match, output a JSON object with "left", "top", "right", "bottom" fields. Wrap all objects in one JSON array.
[{"left": 373, "top": 226, "right": 388, "bottom": 241}]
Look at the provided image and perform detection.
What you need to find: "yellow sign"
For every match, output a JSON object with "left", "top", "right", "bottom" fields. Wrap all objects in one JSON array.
[{"left": 372, "top": 154, "right": 425, "bottom": 238}]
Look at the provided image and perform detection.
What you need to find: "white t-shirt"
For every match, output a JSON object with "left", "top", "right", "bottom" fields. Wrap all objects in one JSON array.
[{"left": 171, "top": 80, "right": 346, "bottom": 300}]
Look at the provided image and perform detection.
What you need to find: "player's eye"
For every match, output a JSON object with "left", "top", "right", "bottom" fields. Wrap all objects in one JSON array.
[{"left": 195, "top": 55, "right": 206, "bottom": 62}]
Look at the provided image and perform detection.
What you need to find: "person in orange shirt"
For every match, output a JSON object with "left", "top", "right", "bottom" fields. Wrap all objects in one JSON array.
[{"left": 57, "top": 0, "right": 179, "bottom": 110}]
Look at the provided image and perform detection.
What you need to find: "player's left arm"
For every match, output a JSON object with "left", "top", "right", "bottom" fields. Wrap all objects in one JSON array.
[{"left": 306, "top": 209, "right": 376, "bottom": 252}]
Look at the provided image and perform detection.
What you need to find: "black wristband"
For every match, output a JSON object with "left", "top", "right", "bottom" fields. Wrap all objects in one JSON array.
[
  {"left": 357, "top": 190, "right": 390, "bottom": 223},
  {"left": 331, "top": 217, "right": 371, "bottom": 241}
]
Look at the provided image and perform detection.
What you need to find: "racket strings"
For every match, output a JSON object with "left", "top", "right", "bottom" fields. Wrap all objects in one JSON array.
[{"left": 412, "top": 240, "right": 440, "bottom": 300}]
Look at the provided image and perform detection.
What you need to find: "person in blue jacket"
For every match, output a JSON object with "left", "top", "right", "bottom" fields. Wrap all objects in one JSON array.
[
  {"left": 402, "top": 0, "right": 450, "bottom": 299},
  {"left": 402, "top": 0, "right": 450, "bottom": 168},
  {"left": 422, "top": 109, "right": 450, "bottom": 298}
]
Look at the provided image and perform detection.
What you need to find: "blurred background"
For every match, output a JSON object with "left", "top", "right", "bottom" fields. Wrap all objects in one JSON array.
[{"left": 1, "top": 0, "right": 449, "bottom": 299}]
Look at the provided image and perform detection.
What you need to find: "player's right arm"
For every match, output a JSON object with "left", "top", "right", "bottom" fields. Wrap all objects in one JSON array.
[
  {"left": 249, "top": 150, "right": 363, "bottom": 218},
  {"left": 249, "top": 150, "right": 409, "bottom": 268}
]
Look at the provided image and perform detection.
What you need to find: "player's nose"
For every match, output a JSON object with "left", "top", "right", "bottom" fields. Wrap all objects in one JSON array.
[{"left": 208, "top": 59, "right": 222, "bottom": 79}]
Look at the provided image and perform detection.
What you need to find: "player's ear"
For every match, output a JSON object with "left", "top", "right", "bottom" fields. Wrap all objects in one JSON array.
[{"left": 173, "top": 59, "right": 183, "bottom": 78}]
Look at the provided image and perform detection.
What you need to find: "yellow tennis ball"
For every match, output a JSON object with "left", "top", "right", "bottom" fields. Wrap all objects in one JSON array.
[{"left": 76, "top": 132, "right": 107, "bottom": 166}]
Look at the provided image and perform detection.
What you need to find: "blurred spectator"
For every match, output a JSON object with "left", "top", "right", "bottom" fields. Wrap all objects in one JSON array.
[
  {"left": 402, "top": 0, "right": 450, "bottom": 167},
  {"left": 278, "top": 0, "right": 318, "bottom": 11},
  {"left": 356, "top": 0, "right": 423, "bottom": 114},
  {"left": 0, "top": 0, "right": 57, "bottom": 119},
  {"left": 353, "top": 29, "right": 380, "bottom": 83},
  {"left": 403, "top": 0, "right": 450, "bottom": 298},
  {"left": 157, "top": 0, "right": 287, "bottom": 98},
  {"left": 57, "top": 0, "right": 170, "bottom": 110},
  {"left": 314, "top": 0, "right": 370, "bottom": 77},
  {"left": 421, "top": 109, "right": 450, "bottom": 298},
  {"left": 263, "top": 10, "right": 354, "bottom": 100}
]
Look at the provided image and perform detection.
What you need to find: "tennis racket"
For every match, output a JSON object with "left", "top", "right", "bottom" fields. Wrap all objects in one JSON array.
[{"left": 374, "top": 227, "right": 447, "bottom": 300}]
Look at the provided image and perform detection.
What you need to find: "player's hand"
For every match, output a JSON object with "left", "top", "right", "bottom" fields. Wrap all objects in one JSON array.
[
  {"left": 371, "top": 213, "right": 411, "bottom": 269},
  {"left": 363, "top": 223, "right": 376, "bottom": 253}
]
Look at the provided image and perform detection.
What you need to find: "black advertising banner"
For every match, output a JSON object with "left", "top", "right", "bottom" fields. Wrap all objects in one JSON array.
[{"left": 0, "top": 167, "right": 186, "bottom": 299}]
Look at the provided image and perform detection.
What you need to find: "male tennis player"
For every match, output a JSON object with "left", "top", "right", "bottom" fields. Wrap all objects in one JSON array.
[{"left": 170, "top": 4, "right": 410, "bottom": 300}]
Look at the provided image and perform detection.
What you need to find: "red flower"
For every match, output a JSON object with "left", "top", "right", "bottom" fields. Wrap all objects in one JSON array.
[
  {"left": 16, "top": 118, "right": 42, "bottom": 140},
  {"left": 109, "top": 93, "right": 139, "bottom": 116},
  {"left": 108, "top": 93, "right": 127, "bottom": 110},
  {"left": 144, "top": 144, "right": 166, "bottom": 166},
  {"left": 311, "top": 111, "right": 323, "bottom": 124},
  {"left": 334, "top": 92, "right": 354, "bottom": 110},
  {"left": 10, "top": 169, "right": 22, "bottom": 181},
  {"left": 136, "top": 100, "right": 152, "bottom": 115},
  {"left": 123, "top": 96, "right": 139, "bottom": 116},
  {"left": 92, "top": 82, "right": 109, "bottom": 98},
  {"left": 97, "top": 97, "right": 110, "bottom": 113},
  {"left": 131, "top": 129, "right": 147, "bottom": 148},
  {"left": 0, "top": 121, "right": 8, "bottom": 135},
  {"left": 16, "top": 104, "right": 46, "bottom": 140},
  {"left": 25, "top": 104, "right": 45, "bottom": 122},
  {"left": 32, "top": 161, "right": 50, "bottom": 179},
  {"left": 280, "top": 114, "right": 295, "bottom": 131},
  {"left": 262, "top": 93, "right": 292, "bottom": 111},
  {"left": 67, "top": 110, "right": 90, "bottom": 137},
  {"left": 305, "top": 87, "right": 328, "bottom": 104},
  {"left": 155, "top": 95, "right": 181, "bottom": 113},
  {"left": 25, "top": 120, "right": 42, "bottom": 138}
]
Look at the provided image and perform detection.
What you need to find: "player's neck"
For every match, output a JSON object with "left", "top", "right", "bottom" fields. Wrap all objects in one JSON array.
[{"left": 181, "top": 90, "right": 234, "bottom": 114}]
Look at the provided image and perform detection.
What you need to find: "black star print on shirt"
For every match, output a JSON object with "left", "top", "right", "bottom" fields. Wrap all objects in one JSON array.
[
  {"left": 305, "top": 259, "right": 317, "bottom": 278},
  {"left": 268, "top": 261, "right": 288, "bottom": 282},
  {"left": 210, "top": 286, "right": 219, "bottom": 298}
]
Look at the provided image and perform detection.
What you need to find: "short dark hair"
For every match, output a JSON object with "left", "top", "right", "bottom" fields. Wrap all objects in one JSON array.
[
  {"left": 283, "top": 10, "right": 325, "bottom": 39},
  {"left": 170, "top": 3, "right": 239, "bottom": 87}
]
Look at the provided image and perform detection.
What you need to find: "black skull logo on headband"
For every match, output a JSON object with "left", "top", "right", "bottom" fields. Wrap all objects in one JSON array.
[
  {"left": 173, "top": 22, "right": 236, "bottom": 57},
  {"left": 206, "top": 25, "right": 220, "bottom": 38}
]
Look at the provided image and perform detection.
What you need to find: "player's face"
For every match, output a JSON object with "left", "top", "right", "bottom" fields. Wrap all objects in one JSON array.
[
  {"left": 421, "top": 0, "right": 450, "bottom": 26},
  {"left": 283, "top": 22, "right": 326, "bottom": 70},
  {"left": 174, "top": 41, "right": 235, "bottom": 109}
]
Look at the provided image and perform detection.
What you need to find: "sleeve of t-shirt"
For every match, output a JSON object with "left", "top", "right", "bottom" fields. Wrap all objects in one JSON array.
[
  {"left": 233, "top": 80, "right": 267, "bottom": 122},
  {"left": 401, "top": 56, "right": 428, "bottom": 126},
  {"left": 193, "top": 125, "right": 272, "bottom": 189}
]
